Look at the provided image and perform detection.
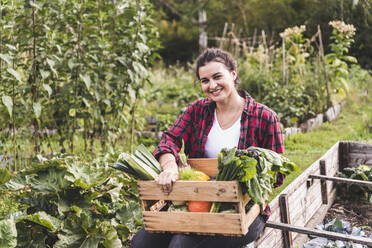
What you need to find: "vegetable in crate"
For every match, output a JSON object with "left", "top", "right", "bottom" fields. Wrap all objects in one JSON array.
[
  {"left": 177, "top": 166, "right": 212, "bottom": 212},
  {"left": 113, "top": 144, "right": 162, "bottom": 180},
  {"left": 210, "top": 146, "right": 299, "bottom": 213}
]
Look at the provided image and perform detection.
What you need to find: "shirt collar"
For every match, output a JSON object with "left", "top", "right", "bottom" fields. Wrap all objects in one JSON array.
[{"left": 205, "top": 89, "right": 252, "bottom": 114}]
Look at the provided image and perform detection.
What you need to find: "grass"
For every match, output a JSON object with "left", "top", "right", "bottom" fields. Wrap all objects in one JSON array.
[{"left": 270, "top": 89, "right": 372, "bottom": 201}]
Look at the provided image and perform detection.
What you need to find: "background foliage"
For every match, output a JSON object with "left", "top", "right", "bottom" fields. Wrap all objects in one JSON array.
[{"left": 0, "top": 0, "right": 159, "bottom": 170}]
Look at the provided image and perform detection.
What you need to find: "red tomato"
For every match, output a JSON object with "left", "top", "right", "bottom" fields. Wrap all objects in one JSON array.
[{"left": 188, "top": 201, "right": 212, "bottom": 212}]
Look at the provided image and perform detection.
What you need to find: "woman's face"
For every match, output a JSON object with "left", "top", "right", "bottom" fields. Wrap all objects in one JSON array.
[{"left": 198, "top": 61, "right": 237, "bottom": 104}]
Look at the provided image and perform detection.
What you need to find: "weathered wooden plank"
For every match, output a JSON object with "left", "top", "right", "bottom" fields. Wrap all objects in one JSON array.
[
  {"left": 333, "top": 104, "right": 341, "bottom": 116},
  {"left": 258, "top": 142, "right": 340, "bottom": 247},
  {"left": 325, "top": 107, "right": 336, "bottom": 122},
  {"left": 241, "top": 204, "right": 260, "bottom": 233},
  {"left": 265, "top": 221, "right": 372, "bottom": 246},
  {"left": 320, "top": 160, "right": 328, "bottom": 204},
  {"left": 187, "top": 158, "right": 218, "bottom": 177},
  {"left": 143, "top": 211, "right": 243, "bottom": 235},
  {"left": 348, "top": 152, "right": 372, "bottom": 166},
  {"left": 279, "top": 194, "right": 293, "bottom": 248},
  {"left": 256, "top": 227, "right": 283, "bottom": 248},
  {"left": 300, "top": 114, "right": 324, "bottom": 133},
  {"left": 339, "top": 141, "right": 350, "bottom": 171},
  {"left": 348, "top": 142, "right": 372, "bottom": 154},
  {"left": 287, "top": 182, "right": 307, "bottom": 206},
  {"left": 309, "top": 174, "right": 372, "bottom": 187},
  {"left": 272, "top": 142, "right": 339, "bottom": 199},
  {"left": 293, "top": 188, "right": 337, "bottom": 247},
  {"left": 305, "top": 187, "right": 323, "bottom": 224},
  {"left": 138, "top": 180, "right": 240, "bottom": 202}
]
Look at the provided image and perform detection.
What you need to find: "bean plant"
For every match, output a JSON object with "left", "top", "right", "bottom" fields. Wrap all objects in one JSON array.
[{"left": 0, "top": 0, "right": 160, "bottom": 170}]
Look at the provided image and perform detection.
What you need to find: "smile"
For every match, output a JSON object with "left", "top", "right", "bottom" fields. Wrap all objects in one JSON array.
[{"left": 208, "top": 88, "right": 223, "bottom": 95}]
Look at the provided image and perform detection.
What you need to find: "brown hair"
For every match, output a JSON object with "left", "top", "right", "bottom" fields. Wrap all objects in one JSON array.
[{"left": 195, "top": 48, "right": 240, "bottom": 85}]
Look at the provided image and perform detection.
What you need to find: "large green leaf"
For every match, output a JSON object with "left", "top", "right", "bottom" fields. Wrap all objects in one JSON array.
[
  {"left": 7, "top": 68, "right": 21, "bottom": 82},
  {"left": 0, "top": 53, "right": 11, "bottom": 65},
  {"left": 43, "top": 83, "right": 53, "bottom": 96},
  {"left": 2, "top": 95, "right": 13, "bottom": 117},
  {"left": 80, "top": 236, "right": 101, "bottom": 248},
  {"left": 30, "top": 167, "right": 69, "bottom": 194},
  {"left": 0, "top": 219, "right": 17, "bottom": 248},
  {"left": 80, "top": 74, "right": 91, "bottom": 90},
  {"left": 54, "top": 233, "right": 84, "bottom": 248},
  {"left": 115, "top": 201, "right": 142, "bottom": 231},
  {"left": 33, "top": 102, "right": 42, "bottom": 119},
  {"left": 65, "top": 162, "right": 107, "bottom": 190},
  {"left": 3, "top": 176, "right": 28, "bottom": 191},
  {"left": 102, "top": 226, "right": 122, "bottom": 248},
  {"left": 19, "top": 211, "right": 61, "bottom": 231},
  {"left": 0, "top": 168, "right": 11, "bottom": 186}
]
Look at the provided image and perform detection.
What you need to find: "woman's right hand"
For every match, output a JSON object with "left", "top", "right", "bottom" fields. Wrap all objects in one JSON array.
[{"left": 155, "top": 154, "right": 179, "bottom": 195}]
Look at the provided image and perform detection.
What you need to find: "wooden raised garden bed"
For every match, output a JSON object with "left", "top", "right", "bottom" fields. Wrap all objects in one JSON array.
[{"left": 255, "top": 141, "right": 372, "bottom": 248}]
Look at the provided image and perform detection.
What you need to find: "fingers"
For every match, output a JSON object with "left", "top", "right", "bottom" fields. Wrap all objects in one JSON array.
[
  {"left": 161, "top": 184, "right": 172, "bottom": 195},
  {"left": 156, "top": 169, "right": 178, "bottom": 195}
]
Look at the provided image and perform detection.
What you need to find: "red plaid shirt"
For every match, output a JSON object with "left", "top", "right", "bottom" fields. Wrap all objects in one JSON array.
[{"left": 154, "top": 90, "right": 285, "bottom": 220}]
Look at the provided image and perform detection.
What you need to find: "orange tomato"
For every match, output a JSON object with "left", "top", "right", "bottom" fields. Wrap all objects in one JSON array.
[{"left": 188, "top": 201, "right": 212, "bottom": 212}]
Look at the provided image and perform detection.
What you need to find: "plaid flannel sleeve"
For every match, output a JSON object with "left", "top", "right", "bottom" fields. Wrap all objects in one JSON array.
[{"left": 153, "top": 103, "right": 195, "bottom": 164}]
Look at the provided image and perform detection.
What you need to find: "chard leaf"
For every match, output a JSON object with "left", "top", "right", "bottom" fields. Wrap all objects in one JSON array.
[
  {"left": 3, "top": 176, "right": 28, "bottom": 190},
  {"left": 30, "top": 167, "right": 69, "bottom": 194},
  {"left": 80, "top": 236, "right": 101, "bottom": 248},
  {"left": 20, "top": 211, "right": 61, "bottom": 231},
  {"left": 0, "top": 219, "right": 17, "bottom": 248},
  {"left": 107, "top": 184, "right": 122, "bottom": 202},
  {"left": 102, "top": 226, "right": 122, "bottom": 248},
  {"left": 65, "top": 162, "right": 106, "bottom": 190},
  {"left": 54, "top": 233, "right": 84, "bottom": 248},
  {"left": 116, "top": 201, "right": 142, "bottom": 231}
]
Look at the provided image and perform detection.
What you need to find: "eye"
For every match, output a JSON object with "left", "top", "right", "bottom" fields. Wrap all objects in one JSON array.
[
  {"left": 200, "top": 79, "right": 209, "bottom": 84},
  {"left": 213, "top": 75, "right": 222, "bottom": 80}
]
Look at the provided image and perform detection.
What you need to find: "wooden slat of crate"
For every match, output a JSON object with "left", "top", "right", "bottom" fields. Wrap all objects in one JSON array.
[
  {"left": 138, "top": 180, "right": 240, "bottom": 202},
  {"left": 142, "top": 203, "right": 260, "bottom": 235},
  {"left": 143, "top": 212, "right": 242, "bottom": 235}
]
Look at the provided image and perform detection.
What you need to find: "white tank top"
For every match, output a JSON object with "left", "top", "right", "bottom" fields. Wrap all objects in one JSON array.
[{"left": 205, "top": 110, "right": 241, "bottom": 158}]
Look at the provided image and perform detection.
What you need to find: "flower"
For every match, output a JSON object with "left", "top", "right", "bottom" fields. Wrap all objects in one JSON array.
[
  {"left": 329, "top": 21, "right": 356, "bottom": 37},
  {"left": 280, "top": 25, "right": 306, "bottom": 39}
]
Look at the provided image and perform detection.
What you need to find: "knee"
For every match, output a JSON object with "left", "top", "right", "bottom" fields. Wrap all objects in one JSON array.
[
  {"left": 168, "top": 234, "right": 189, "bottom": 248},
  {"left": 130, "top": 228, "right": 148, "bottom": 248}
]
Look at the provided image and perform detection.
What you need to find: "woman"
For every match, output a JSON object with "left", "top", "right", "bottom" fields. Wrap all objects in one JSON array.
[{"left": 131, "top": 48, "right": 284, "bottom": 248}]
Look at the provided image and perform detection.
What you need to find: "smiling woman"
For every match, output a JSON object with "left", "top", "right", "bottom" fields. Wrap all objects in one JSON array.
[{"left": 131, "top": 48, "right": 285, "bottom": 248}]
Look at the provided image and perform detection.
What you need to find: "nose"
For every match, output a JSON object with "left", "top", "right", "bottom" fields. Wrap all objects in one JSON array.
[{"left": 209, "top": 79, "right": 217, "bottom": 88}]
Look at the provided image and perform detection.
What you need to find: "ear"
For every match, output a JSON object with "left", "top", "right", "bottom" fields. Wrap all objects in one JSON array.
[{"left": 231, "top": 70, "right": 237, "bottom": 81}]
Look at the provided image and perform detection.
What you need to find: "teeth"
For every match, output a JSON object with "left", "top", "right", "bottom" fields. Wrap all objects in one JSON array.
[{"left": 210, "top": 88, "right": 222, "bottom": 94}]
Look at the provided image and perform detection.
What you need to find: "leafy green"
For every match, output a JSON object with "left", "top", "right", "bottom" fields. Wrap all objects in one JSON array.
[
  {"left": 337, "top": 165, "right": 372, "bottom": 203},
  {"left": 211, "top": 147, "right": 299, "bottom": 212},
  {"left": 1, "top": 155, "right": 143, "bottom": 246},
  {"left": 20, "top": 211, "right": 61, "bottom": 232},
  {"left": 0, "top": 219, "right": 17, "bottom": 248}
]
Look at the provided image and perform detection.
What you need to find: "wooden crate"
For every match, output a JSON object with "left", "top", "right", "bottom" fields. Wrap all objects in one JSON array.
[{"left": 138, "top": 180, "right": 260, "bottom": 235}]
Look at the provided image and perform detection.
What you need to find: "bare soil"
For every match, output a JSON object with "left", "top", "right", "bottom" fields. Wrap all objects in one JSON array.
[{"left": 325, "top": 198, "right": 372, "bottom": 237}]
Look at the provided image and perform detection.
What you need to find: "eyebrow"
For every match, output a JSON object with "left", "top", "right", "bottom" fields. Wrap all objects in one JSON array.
[{"left": 200, "top": 72, "right": 222, "bottom": 81}]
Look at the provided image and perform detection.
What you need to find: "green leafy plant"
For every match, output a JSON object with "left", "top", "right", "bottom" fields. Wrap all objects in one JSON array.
[
  {"left": 210, "top": 147, "right": 299, "bottom": 213},
  {"left": 0, "top": 155, "right": 143, "bottom": 247},
  {"left": 337, "top": 165, "right": 372, "bottom": 203},
  {"left": 325, "top": 21, "right": 357, "bottom": 104}
]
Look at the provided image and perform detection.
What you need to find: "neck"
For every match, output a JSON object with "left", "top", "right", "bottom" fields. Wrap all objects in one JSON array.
[{"left": 216, "top": 90, "right": 244, "bottom": 113}]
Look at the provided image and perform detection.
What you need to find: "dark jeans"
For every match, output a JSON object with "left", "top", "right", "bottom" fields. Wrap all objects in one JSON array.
[{"left": 131, "top": 214, "right": 266, "bottom": 248}]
